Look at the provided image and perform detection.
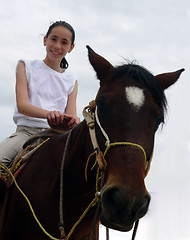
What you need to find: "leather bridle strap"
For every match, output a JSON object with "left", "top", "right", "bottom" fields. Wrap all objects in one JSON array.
[{"left": 83, "top": 104, "right": 106, "bottom": 170}]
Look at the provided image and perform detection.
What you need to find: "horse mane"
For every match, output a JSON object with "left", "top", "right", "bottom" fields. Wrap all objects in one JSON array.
[{"left": 111, "top": 63, "right": 167, "bottom": 115}]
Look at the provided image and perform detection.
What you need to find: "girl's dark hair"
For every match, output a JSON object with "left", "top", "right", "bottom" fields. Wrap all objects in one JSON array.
[{"left": 46, "top": 21, "right": 75, "bottom": 69}]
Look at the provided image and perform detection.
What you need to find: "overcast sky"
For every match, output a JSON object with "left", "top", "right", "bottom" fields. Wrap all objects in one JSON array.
[{"left": 0, "top": 0, "right": 190, "bottom": 239}]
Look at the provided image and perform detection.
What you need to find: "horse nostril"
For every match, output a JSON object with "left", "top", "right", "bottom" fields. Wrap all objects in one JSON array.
[{"left": 102, "top": 187, "right": 126, "bottom": 212}]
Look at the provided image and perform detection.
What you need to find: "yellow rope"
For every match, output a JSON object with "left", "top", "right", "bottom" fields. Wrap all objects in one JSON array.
[
  {"left": 85, "top": 151, "right": 96, "bottom": 182},
  {"left": 65, "top": 166, "right": 101, "bottom": 239},
  {"left": 66, "top": 197, "right": 99, "bottom": 239},
  {"left": 104, "top": 142, "right": 147, "bottom": 163}
]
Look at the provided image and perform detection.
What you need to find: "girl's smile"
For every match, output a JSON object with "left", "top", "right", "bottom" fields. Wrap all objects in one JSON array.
[{"left": 50, "top": 50, "right": 62, "bottom": 57}]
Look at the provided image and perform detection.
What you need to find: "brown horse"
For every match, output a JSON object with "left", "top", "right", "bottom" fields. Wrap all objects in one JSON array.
[{"left": 0, "top": 46, "right": 184, "bottom": 240}]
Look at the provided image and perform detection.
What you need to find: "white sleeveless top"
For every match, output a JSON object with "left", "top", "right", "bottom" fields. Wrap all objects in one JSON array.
[{"left": 13, "top": 60, "right": 76, "bottom": 128}]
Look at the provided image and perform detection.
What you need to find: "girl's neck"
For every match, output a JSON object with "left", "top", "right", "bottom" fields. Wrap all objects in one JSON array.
[{"left": 43, "top": 58, "right": 63, "bottom": 73}]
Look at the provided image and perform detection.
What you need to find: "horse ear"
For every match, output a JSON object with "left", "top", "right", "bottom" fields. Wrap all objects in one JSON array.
[
  {"left": 86, "top": 45, "right": 114, "bottom": 80},
  {"left": 155, "top": 68, "right": 185, "bottom": 90}
]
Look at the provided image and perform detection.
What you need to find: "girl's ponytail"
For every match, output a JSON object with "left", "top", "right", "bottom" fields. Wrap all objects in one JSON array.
[{"left": 60, "top": 57, "right": 69, "bottom": 69}]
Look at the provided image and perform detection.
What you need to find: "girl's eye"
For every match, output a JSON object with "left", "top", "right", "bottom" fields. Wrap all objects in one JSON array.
[{"left": 154, "top": 114, "right": 164, "bottom": 131}]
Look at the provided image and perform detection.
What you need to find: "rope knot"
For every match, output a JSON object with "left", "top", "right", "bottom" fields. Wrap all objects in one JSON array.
[{"left": 96, "top": 149, "right": 107, "bottom": 170}]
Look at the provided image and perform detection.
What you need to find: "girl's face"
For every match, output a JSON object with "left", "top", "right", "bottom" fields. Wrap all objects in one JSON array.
[{"left": 44, "top": 26, "right": 74, "bottom": 63}]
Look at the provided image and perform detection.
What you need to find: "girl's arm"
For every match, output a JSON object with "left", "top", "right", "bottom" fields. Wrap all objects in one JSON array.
[
  {"left": 16, "top": 61, "right": 65, "bottom": 125},
  {"left": 64, "top": 80, "right": 80, "bottom": 128}
]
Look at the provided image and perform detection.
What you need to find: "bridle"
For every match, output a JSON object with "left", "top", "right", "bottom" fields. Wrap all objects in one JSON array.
[
  {"left": 83, "top": 101, "right": 152, "bottom": 177},
  {"left": 82, "top": 100, "right": 152, "bottom": 240}
]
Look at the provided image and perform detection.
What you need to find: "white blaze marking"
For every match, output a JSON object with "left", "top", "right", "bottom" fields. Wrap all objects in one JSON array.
[{"left": 125, "top": 86, "right": 145, "bottom": 110}]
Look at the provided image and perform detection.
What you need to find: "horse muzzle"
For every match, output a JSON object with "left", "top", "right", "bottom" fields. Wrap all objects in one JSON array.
[{"left": 99, "top": 185, "right": 151, "bottom": 231}]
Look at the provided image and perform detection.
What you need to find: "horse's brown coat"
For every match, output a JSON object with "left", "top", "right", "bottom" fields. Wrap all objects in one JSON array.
[{"left": 0, "top": 46, "right": 184, "bottom": 240}]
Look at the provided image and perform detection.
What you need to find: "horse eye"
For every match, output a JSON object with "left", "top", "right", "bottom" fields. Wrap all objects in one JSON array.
[
  {"left": 154, "top": 115, "right": 164, "bottom": 131},
  {"left": 96, "top": 98, "right": 108, "bottom": 115}
]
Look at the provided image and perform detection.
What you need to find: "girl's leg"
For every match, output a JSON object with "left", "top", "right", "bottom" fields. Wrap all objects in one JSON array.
[
  {"left": 0, "top": 126, "right": 47, "bottom": 168},
  {"left": 0, "top": 129, "right": 30, "bottom": 167}
]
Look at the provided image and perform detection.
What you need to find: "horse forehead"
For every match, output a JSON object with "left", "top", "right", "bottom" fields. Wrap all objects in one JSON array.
[{"left": 125, "top": 86, "right": 145, "bottom": 111}]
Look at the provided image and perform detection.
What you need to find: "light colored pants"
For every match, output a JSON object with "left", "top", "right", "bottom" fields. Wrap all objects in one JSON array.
[{"left": 0, "top": 126, "right": 47, "bottom": 167}]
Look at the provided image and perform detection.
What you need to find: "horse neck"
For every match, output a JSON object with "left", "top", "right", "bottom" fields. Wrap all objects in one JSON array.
[
  {"left": 70, "top": 120, "right": 93, "bottom": 155},
  {"left": 64, "top": 120, "right": 96, "bottom": 185}
]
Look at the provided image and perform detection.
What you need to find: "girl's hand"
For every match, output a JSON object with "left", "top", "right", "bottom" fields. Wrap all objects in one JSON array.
[
  {"left": 47, "top": 111, "right": 80, "bottom": 129},
  {"left": 47, "top": 110, "right": 64, "bottom": 126},
  {"left": 64, "top": 114, "right": 81, "bottom": 129}
]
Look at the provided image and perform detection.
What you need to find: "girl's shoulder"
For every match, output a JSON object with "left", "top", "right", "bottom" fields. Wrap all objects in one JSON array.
[
  {"left": 16, "top": 60, "right": 45, "bottom": 81},
  {"left": 17, "top": 59, "right": 43, "bottom": 68}
]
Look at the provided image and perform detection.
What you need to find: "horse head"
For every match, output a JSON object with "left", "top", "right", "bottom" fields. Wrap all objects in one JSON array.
[{"left": 86, "top": 46, "right": 184, "bottom": 232}]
